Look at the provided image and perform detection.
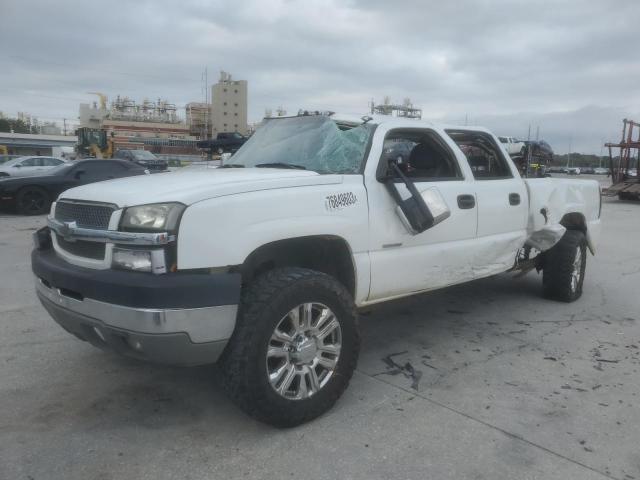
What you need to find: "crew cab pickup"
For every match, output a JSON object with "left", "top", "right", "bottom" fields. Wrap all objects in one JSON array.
[
  {"left": 196, "top": 132, "right": 247, "bottom": 154},
  {"left": 32, "top": 113, "right": 601, "bottom": 427}
]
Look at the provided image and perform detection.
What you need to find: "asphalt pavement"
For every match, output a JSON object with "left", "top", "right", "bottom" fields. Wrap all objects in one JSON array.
[{"left": 1, "top": 182, "right": 638, "bottom": 480}]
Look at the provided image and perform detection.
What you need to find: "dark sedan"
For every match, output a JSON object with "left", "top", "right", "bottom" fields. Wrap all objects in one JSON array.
[{"left": 0, "top": 159, "right": 147, "bottom": 215}]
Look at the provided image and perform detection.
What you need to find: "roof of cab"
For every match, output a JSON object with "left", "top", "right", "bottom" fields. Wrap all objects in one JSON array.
[{"left": 266, "top": 111, "right": 494, "bottom": 135}]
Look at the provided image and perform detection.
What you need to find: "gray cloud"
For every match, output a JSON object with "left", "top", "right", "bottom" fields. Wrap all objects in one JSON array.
[{"left": 1, "top": 0, "right": 638, "bottom": 152}]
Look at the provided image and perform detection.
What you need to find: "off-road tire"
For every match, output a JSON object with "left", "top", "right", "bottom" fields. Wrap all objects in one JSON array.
[
  {"left": 543, "top": 229, "right": 587, "bottom": 302},
  {"left": 219, "top": 268, "right": 360, "bottom": 427},
  {"left": 16, "top": 186, "right": 50, "bottom": 215}
]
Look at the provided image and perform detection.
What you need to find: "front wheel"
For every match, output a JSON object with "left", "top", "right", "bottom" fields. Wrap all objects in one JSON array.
[
  {"left": 543, "top": 230, "right": 587, "bottom": 302},
  {"left": 219, "top": 268, "right": 360, "bottom": 427}
]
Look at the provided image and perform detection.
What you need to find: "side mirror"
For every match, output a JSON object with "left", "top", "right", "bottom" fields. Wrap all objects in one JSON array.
[
  {"left": 74, "top": 169, "right": 86, "bottom": 179},
  {"left": 384, "top": 162, "right": 450, "bottom": 234}
]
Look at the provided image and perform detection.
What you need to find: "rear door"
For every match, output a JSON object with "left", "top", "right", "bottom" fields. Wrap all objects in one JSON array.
[{"left": 446, "top": 129, "right": 528, "bottom": 274}]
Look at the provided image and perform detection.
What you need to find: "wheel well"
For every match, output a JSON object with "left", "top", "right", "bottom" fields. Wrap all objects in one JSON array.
[
  {"left": 240, "top": 236, "right": 356, "bottom": 296},
  {"left": 560, "top": 212, "right": 587, "bottom": 233}
]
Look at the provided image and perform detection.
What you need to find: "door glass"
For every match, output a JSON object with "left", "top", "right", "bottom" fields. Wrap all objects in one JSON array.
[
  {"left": 446, "top": 130, "right": 512, "bottom": 179},
  {"left": 20, "top": 158, "right": 36, "bottom": 167},
  {"left": 381, "top": 130, "right": 462, "bottom": 181}
]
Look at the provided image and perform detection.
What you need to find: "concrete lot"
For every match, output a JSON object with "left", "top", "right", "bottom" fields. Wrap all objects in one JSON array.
[{"left": 1, "top": 189, "right": 639, "bottom": 479}]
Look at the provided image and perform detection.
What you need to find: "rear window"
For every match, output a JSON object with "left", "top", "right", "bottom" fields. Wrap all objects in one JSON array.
[{"left": 446, "top": 130, "right": 513, "bottom": 179}]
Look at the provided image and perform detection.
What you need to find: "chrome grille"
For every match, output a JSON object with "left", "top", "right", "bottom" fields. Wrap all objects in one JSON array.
[{"left": 55, "top": 201, "right": 115, "bottom": 230}]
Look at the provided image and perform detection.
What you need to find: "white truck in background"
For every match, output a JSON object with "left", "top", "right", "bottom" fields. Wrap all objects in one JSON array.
[
  {"left": 499, "top": 135, "right": 526, "bottom": 156},
  {"left": 32, "top": 113, "right": 601, "bottom": 427}
]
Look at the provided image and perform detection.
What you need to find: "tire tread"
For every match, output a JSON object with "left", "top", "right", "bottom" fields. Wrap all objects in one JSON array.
[{"left": 219, "top": 267, "right": 359, "bottom": 427}]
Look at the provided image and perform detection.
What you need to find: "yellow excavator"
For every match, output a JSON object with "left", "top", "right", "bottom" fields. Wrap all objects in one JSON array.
[
  {"left": 76, "top": 92, "right": 113, "bottom": 158},
  {"left": 76, "top": 127, "right": 114, "bottom": 158}
]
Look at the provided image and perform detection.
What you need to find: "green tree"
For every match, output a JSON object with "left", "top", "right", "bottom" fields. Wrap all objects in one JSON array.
[{"left": 0, "top": 117, "right": 32, "bottom": 134}]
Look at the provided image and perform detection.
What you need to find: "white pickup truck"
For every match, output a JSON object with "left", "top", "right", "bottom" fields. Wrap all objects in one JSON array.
[
  {"left": 32, "top": 113, "right": 601, "bottom": 427},
  {"left": 498, "top": 136, "right": 526, "bottom": 156}
]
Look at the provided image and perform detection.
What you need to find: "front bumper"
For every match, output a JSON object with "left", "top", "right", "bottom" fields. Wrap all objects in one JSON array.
[{"left": 32, "top": 246, "right": 241, "bottom": 366}]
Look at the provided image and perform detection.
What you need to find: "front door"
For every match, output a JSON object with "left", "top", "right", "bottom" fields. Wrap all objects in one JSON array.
[{"left": 364, "top": 126, "right": 479, "bottom": 302}]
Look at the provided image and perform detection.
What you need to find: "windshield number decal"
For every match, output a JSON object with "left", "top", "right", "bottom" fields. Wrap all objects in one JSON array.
[{"left": 325, "top": 192, "right": 357, "bottom": 211}]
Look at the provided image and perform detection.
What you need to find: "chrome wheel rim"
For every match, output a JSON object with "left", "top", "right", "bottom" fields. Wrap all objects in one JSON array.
[
  {"left": 266, "top": 303, "right": 342, "bottom": 400},
  {"left": 570, "top": 247, "right": 583, "bottom": 292}
]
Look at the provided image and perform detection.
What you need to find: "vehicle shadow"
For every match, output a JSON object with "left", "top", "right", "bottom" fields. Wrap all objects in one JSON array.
[{"left": 45, "top": 272, "right": 545, "bottom": 431}]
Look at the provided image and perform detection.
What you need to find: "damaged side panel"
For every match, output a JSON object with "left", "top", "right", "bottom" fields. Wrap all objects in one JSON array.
[{"left": 524, "top": 178, "right": 601, "bottom": 253}]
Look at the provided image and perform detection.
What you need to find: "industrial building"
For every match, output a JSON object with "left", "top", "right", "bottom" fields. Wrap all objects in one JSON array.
[
  {"left": 76, "top": 70, "right": 248, "bottom": 154},
  {"left": 210, "top": 71, "right": 248, "bottom": 136},
  {"left": 185, "top": 102, "right": 210, "bottom": 138},
  {"left": 79, "top": 94, "right": 198, "bottom": 155},
  {"left": 0, "top": 132, "right": 76, "bottom": 157},
  {"left": 184, "top": 72, "right": 249, "bottom": 139}
]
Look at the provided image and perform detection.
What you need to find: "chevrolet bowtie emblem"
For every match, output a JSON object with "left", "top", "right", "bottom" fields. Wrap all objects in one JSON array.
[{"left": 60, "top": 221, "right": 77, "bottom": 239}]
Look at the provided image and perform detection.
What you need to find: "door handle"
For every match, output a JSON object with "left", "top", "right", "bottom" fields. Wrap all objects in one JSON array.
[
  {"left": 509, "top": 193, "right": 521, "bottom": 206},
  {"left": 457, "top": 194, "right": 476, "bottom": 209}
]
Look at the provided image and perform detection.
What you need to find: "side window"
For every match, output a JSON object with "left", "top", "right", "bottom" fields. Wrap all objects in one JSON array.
[
  {"left": 380, "top": 129, "right": 462, "bottom": 181},
  {"left": 43, "top": 158, "right": 61, "bottom": 166},
  {"left": 446, "top": 130, "right": 513, "bottom": 180},
  {"left": 20, "top": 158, "right": 36, "bottom": 167}
]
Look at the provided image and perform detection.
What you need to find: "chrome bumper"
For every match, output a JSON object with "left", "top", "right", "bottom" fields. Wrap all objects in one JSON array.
[
  {"left": 36, "top": 277, "right": 237, "bottom": 366},
  {"left": 47, "top": 217, "right": 175, "bottom": 246}
]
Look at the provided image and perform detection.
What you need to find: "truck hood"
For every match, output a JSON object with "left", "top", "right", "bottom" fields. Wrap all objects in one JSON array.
[{"left": 58, "top": 168, "right": 344, "bottom": 208}]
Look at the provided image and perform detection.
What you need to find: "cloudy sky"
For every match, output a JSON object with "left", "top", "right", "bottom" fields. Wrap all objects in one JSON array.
[{"left": 1, "top": 0, "right": 639, "bottom": 153}]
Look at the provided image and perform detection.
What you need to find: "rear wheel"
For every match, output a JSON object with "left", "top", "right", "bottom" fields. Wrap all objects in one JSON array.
[
  {"left": 16, "top": 186, "right": 49, "bottom": 215},
  {"left": 543, "top": 230, "right": 587, "bottom": 302},
  {"left": 219, "top": 267, "right": 360, "bottom": 427}
]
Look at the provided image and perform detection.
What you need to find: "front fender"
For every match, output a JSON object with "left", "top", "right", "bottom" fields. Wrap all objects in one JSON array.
[{"left": 176, "top": 180, "right": 369, "bottom": 270}]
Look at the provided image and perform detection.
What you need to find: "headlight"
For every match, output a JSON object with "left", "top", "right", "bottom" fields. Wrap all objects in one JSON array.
[
  {"left": 112, "top": 247, "right": 167, "bottom": 274},
  {"left": 120, "top": 202, "right": 185, "bottom": 232}
]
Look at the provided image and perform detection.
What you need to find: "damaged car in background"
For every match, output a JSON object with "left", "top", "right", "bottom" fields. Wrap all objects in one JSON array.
[{"left": 31, "top": 112, "right": 601, "bottom": 427}]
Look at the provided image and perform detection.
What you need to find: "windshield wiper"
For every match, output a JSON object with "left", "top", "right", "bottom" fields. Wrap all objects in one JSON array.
[
  {"left": 255, "top": 162, "right": 306, "bottom": 170},
  {"left": 219, "top": 163, "right": 245, "bottom": 168}
]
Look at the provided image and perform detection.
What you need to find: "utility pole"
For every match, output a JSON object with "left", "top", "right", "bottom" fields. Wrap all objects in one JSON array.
[
  {"left": 63, "top": 118, "right": 67, "bottom": 136},
  {"left": 599, "top": 140, "right": 604, "bottom": 168},
  {"left": 204, "top": 67, "right": 209, "bottom": 139},
  {"left": 527, "top": 124, "right": 531, "bottom": 141},
  {"left": 535, "top": 126, "right": 539, "bottom": 141}
]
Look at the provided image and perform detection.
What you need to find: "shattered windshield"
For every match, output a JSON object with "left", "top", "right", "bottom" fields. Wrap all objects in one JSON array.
[{"left": 229, "top": 115, "right": 376, "bottom": 174}]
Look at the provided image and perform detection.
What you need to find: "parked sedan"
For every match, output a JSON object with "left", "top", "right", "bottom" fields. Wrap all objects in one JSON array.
[
  {"left": 0, "top": 159, "right": 147, "bottom": 215},
  {"left": 0, "top": 156, "right": 69, "bottom": 178}
]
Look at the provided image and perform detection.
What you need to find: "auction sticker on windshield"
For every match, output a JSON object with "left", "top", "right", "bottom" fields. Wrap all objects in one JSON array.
[{"left": 325, "top": 192, "right": 358, "bottom": 211}]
